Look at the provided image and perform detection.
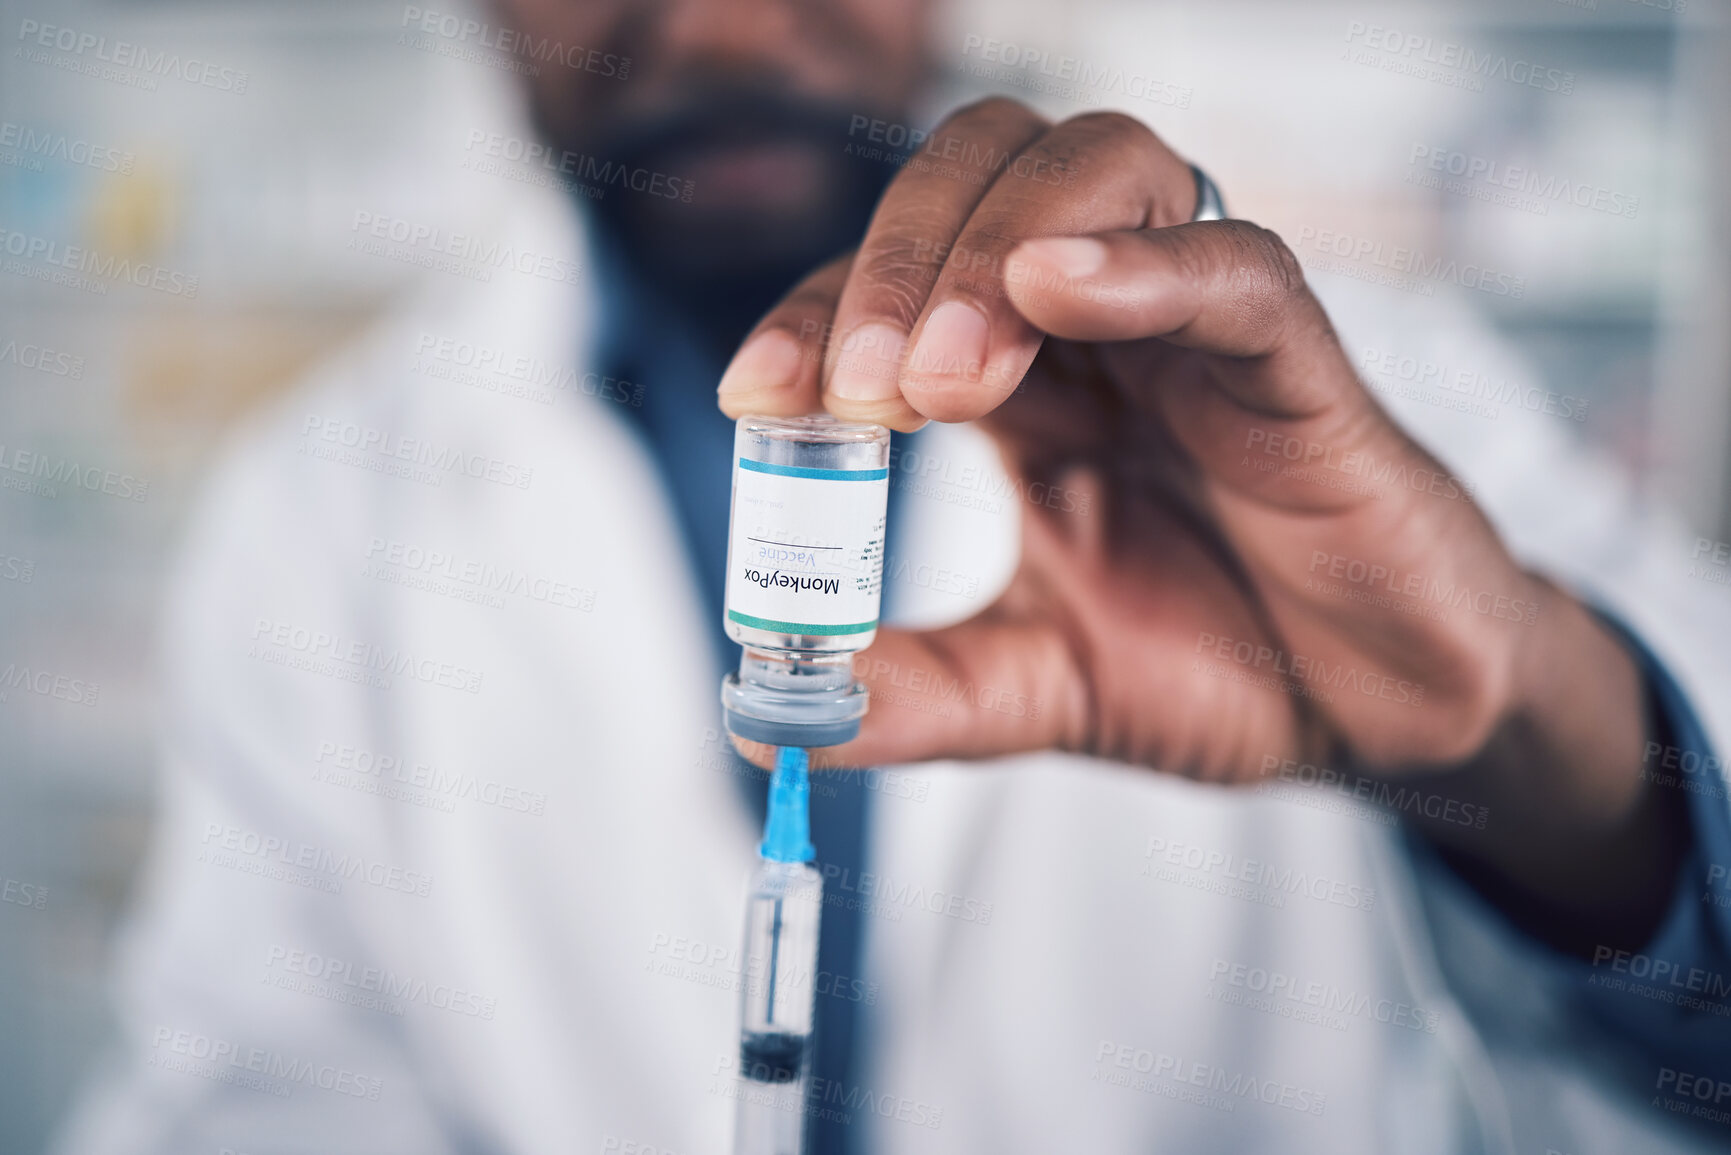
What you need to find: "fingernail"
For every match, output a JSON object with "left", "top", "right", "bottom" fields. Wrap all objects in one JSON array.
[
  {"left": 718, "top": 328, "right": 804, "bottom": 399},
  {"left": 908, "top": 300, "right": 989, "bottom": 380},
  {"left": 827, "top": 323, "right": 906, "bottom": 401},
  {"left": 1016, "top": 236, "right": 1108, "bottom": 279}
]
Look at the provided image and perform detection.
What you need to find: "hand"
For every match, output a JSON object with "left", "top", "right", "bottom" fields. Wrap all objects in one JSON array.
[{"left": 717, "top": 99, "right": 1680, "bottom": 949}]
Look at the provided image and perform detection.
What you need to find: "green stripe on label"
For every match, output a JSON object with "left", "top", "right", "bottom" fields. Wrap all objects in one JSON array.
[
  {"left": 728, "top": 610, "right": 878, "bottom": 636},
  {"left": 739, "top": 458, "right": 888, "bottom": 482}
]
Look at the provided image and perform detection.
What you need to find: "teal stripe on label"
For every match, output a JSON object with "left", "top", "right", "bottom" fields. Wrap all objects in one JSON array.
[
  {"left": 728, "top": 610, "right": 878, "bottom": 636},
  {"left": 739, "top": 458, "right": 888, "bottom": 482}
]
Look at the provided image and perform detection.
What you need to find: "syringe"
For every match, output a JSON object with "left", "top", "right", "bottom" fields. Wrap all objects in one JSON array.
[{"left": 732, "top": 746, "right": 824, "bottom": 1155}]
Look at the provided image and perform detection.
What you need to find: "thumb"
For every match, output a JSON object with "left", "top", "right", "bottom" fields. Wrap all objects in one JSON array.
[{"left": 1004, "top": 220, "right": 1354, "bottom": 419}]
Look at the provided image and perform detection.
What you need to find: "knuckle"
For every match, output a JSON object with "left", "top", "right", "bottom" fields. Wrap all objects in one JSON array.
[
  {"left": 1252, "top": 226, "right": 1308, "bottom": 297},
  {"left": 942, "top": 95, "right": 1041, "bottom": 130},
  {"left": 1058, "top": 109, "right": 1157, "bottom": 147},
  {"left": 853, "top": 237, "right": 943, "bottom": 329},
  {"left": 1039, "top": 112, "right": 1170, "bottom": 201},
  {"left": 1212, "top": 223, "right": 1306, "bottom": 316},
  {"left": 953, "top": 209, "right": 1023, "bottom": 255},
  {"left": 864, "top": 281, "right": 929, "bottom": 333},
  {"left": 1162, "top": 222, "right": 1310, "bottom": 348}
]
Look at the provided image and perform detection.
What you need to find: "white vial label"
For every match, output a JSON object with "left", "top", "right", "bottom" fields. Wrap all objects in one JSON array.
[{"left": 727, "top": 457, "right": 888, "bottom": 636}]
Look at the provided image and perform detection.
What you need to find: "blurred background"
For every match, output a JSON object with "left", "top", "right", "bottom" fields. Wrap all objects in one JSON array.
[{"left": 1, "top": 0, "right": 1727, "bottom": 1149}]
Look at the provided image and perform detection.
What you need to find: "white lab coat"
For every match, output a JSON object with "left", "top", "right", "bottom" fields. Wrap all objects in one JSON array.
[{"left": 53, "top": 176, "right": 1731, "bottom": 1155}]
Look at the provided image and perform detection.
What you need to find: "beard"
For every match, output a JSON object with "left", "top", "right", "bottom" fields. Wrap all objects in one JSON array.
[{"left": 553, "top": 80, "right": 899, "bottom": 353}]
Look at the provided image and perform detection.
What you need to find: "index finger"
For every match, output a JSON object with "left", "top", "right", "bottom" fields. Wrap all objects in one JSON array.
[
  {"left": 890, "top": 111, "right": 1195, "bottom": 424},
  {"left": 819, "top": 98, "right": 1052, "bottom": 430}
]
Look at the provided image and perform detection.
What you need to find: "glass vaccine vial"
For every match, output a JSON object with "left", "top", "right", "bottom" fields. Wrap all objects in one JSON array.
[{"left": 721, "top": 414, "right": 891, "bottom": 748}]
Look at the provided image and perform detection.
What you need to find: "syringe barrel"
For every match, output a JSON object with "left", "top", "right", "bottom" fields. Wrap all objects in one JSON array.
[{"left": 732, "top": 858, "right": 823, "bottom": 1155}]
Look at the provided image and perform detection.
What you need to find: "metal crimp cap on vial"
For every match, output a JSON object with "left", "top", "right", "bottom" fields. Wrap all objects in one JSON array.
[{"left": 721, "top": 650, "right": 867, "bottom": 748}]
